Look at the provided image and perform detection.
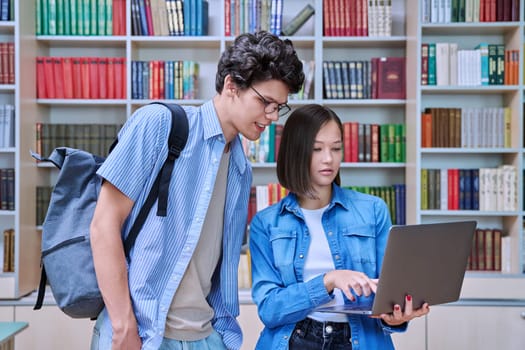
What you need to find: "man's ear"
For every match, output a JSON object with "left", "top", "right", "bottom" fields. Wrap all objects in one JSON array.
[{"left": 223, "top": 75, "right": 238, "bottom": 96}]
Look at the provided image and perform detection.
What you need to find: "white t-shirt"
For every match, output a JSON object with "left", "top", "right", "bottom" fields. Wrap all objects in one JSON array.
[{"left": 301, "top": 206, "right": 348, "bottom": 323}]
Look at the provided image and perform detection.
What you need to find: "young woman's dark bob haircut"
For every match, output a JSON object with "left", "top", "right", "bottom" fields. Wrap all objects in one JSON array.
[{"left": 277, "top": 104, "right": 343, "bottom": 199}]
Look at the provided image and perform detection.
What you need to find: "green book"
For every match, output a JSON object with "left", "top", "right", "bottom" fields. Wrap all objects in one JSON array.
[
  {"left": 48, "top": 0, "right": 57, "bottom": 35},
  {"left": 427, "top": 43, "right": 436, "bottom": 85},
  {"left": 82, "top": 0, "right": 90, "bottom": 35},
  {"left": 281, "top": 3, "right": 314, "bottom": 36},
  {"left": 97, "top": 0, "right": 106, "bottom": 35},
  {"left": 56, "top": 0, "right": 64, "bottom": 34},
  {"left": 63, "top": 0, "right": 71, "bottom": 35},
  {"left": 488, "top": 44, "right": 497, "bottom": 85},
  {"left": 105, "top": 0, "right": 113, "bottom": 35},
  {"left": 36, "top": 0, "right": 42, "bottom": 35},
  {"left": 90, "top": 0, "right": 98, "bottom": 35},
  {"left": 69, "top": 0, "right": 77, "bottom": 35},
  {"left": 496, "top": 44, "right": 505, "bottom": 85}
]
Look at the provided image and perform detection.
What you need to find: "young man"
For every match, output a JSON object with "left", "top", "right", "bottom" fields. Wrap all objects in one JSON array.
[{"left": 89, "top": 31, "right": 304, "bottom": 350}]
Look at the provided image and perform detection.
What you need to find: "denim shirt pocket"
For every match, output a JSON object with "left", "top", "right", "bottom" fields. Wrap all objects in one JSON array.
[
  {"left": 269, "top": 228, "right": 298, "bottom": 286},
  {"left": 341, "top": 224, "right": 378, "bottom": 275}
]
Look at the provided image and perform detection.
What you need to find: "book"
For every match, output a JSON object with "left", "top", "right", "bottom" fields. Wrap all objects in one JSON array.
[
  {"left": 281, "top": 3, "right": 314, "bottom": 36},
  {"left": 376, "top": 56, "right": 406, "bottom": 99}
]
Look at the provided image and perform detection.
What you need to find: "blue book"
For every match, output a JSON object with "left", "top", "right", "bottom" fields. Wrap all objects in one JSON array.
[
  {"left": 475, "top": 43, "right": 489, "bottom": 85},
  {"left": 183, "top": 0, "right": 191, "bottom": 35},
  {"left": 195, "top": 0, "right": 208, "bottom": 36},
  {"left": 137, "top": 0, "right": 149, "bottom": 35}
]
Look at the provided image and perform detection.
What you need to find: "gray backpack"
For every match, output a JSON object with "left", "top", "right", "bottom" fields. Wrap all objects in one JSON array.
[{"left": 31, "top": 103, "right": 188, "bottom": 319}]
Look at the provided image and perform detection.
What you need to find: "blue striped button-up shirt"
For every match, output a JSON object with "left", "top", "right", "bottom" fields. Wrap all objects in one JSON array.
[{"left": 93, "top": 101, "right": 252, "bottom": 350}]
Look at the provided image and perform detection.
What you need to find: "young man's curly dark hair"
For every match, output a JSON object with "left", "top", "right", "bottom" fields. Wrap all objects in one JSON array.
[{"left": 215, "top": 31, "right": 305, "bottom": 94}]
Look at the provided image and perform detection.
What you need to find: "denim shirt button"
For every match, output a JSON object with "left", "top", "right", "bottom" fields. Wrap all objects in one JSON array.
[
  {"left": 353, "top": 339, "right": 359, "bottom": 345},
  {"left": 327, "top": 231, "right": 333, "bottom": 236},
  {"left": 299, "top": 254, "right": 304, "bottom": 259},
  {"left": 334, "top": 255, "right": 340, "bottom": 260}
]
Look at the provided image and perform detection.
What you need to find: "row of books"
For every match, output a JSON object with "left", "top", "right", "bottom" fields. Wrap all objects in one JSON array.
[
  {"left": 421, "top": 166, "right": 517, "bottom": 212},
  {"left": 421, "top": 107, "right": 511, "bottom": 148},
  {"left": 131, "top": 60, "right": 199, "bottom": 100},
  {"left": 0, "top": 0, "right": 12, "bottom": 21},
  {"left": 2, "top": 228, "right": 14, "bottom": 273},
  {"left": 225, "top": 0, "right": 283, "bottom": 36},
  {"left": 36, "top": 0, "right": 126, "bottom": 36},
  {"left": 323, "top": 0, "right": 392, "bottom": 37},
  {"left": 343, "top": 122, "right": 406, "bottom": 163},
  {"left": 323, "top": 57, "right": 406, "bottom": 100},
  {"left": 0, "top": 42, "right": 14, "bottom": 85},
  {"left": 422, "top": 0, "right": 520, "bottom": 23},
  {"left": 247, "top": 183, "right": 406, "bottom": 226},
  {"left": 36, "top": 56, "right": 127, "bottom": 99},
  {"left": 36, "top": 186, "right": 53, "bottom": 227},
  {"left": 0, "top": 168, "right": 14, "bottom": 211},
  {"left": 347, "top": 184, "right": 406, "bottom": 225},
  {"left": 467, "top": 228, "right": 505, "bottom": 271},
  {"left": 132, "top": 0, "right": 208, "bottom": 36},
  {"left": 35, "top": 123, "right": 122, "bottom": 159},
  {"left": 422, "top": 43, "right": 517, "bottom": 86},
  {"left": 242, "top": 122, "right": 406, "bottom": 164},
  {"left": 241, "top": 124, "right": 283, "bottom": 164},
  {"left": 0, "top": 104, "right": 14, "bottom": 148}
]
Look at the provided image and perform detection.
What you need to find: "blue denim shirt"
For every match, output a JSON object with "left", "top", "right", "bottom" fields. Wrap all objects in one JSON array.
[{"left": 249, "top": 184, "right": 406, "bottom": 350}]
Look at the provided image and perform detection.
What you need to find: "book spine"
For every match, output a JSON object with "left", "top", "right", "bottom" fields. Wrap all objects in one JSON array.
[{"left": 281, "top": 3, "right": 314, "bottom": 36}]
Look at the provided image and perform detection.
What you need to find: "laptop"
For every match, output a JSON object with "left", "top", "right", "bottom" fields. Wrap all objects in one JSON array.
[{"left": 315, "top": 220, "right": 477, "bottom": 316}]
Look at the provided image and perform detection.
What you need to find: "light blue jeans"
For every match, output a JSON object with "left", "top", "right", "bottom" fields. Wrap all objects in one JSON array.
[{"left": 158, "top": 329, "right": 227, "bottom": 350}]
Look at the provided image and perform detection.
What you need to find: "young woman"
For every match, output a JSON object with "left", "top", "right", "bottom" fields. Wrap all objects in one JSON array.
[{"left": 249, "top": 104, "right": 429, "bottom": 349}]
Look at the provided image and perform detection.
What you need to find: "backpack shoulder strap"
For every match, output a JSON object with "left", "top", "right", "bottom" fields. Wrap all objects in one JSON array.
[{"left": 123, "top": 103, "right": 188, "bottom": 260}]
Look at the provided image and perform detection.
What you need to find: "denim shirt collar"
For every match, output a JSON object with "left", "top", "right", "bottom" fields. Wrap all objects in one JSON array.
[{"left": 279, "top": 183, "right": 350, "bottom": 216}]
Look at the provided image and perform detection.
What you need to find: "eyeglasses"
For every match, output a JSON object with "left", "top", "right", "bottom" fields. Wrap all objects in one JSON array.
[{"left": 250, "top": 86, "right": 291, "bottom": 118}]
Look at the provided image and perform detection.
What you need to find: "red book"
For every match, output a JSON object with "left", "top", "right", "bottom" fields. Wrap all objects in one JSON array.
[
  {"left": 274, "top": 124, "right": 283, "bottom": 161},
  {"left": 114, "top": 57, "right": 124, "bottom": 99},
  {"left": 89, "top": 57, "right": 99, "bottom": 99},
  {"left": 361, "top": 0, "right": 368, "bottom": 36},
  {"left": 149, "top": 60, "right": 156, "bottom": 99},
  {"left": 421, "top": 44, "right": 429, "bottom": 85},
  {"left": 98, "top": 58, "right": 108, "bottom": 99},
  {"left": 224, "top": 0, "right": 231, "bottom": 36},
  {"left": 343, "top": 122, "right": 351, "bottom": 162},
  {"left": 144, "top": 0, "right": 154, "bottom": 35},
  {"left": 371, "top": 123, "right": 379, "bottom": 162},
  {"left": 43, "top": 57, "right": 55, "bottom": 98},
  {"left": 350, "top": 122, "right": 358, "bottom": 162},
  {"left": 376, "top": 57, "right": 406, "bottom": 99},
  {"left": 36, "top": 57, "right": 47, "bottom": 98},
  {"left": 53, "top": 57, "right": 65, "bottom": 99},
  {"left": 349, "top": 0, "right": 356, "bottom": 36},
  {"left": 62, "top": 57, "right": 74, "bottom": 98},
  {"left": 107, "top": 58, "right": 115, "bottom": 99},
  {"left": 121, "top": 58, "right": 127, "bottom": 99},
  {"left": 80, "top": 57, "right": 90, "bottom": 99},
  {"left": 490, "top": 0, "right": 496, "bottom": 21},
  {"left": 72, "top": 57, "right": 82, "bottom": 99},
  {"left": 356, "top": 0, "right": 362, "bottom": 36},
  {"left": 113, "top": 0, "right": 121, "bottom": 35},
  {"left": 480, "top": 0, "right": 485, "bottom": 21},
  {"left": 421, "top": 112, "right": 432, "bottom": 148},
  {"left": 0, "top": 42, "right": 7, "bottom": 84},
  {"left": 7, "top": 42, "right": 14, "bottom": 84},
  {"left": 158, "top": 61, "right": 165, "bottom": 99}
]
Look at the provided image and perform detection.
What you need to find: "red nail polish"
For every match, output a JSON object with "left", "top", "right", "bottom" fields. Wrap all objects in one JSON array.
[
  {"left": 407, "top": 295, "right": 412, "bottom": 301},
  {"left": 394, "top": 305, "right": 400, "bottom": 311}
]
